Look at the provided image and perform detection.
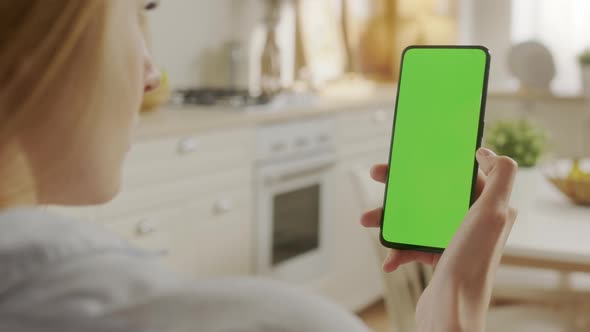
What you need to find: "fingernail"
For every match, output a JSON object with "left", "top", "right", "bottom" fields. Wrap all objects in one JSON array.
[
  {"left": 360, "top": 213, "right": 368, "bottom": 226},
  {"left": 382, "top": 252, "right": 395, "bottom": 272},
  {"left": 478, "top": 148, "right": 494, "bottom": 157},
  {"left": 382, "top": 261, "right": 396, "bottom": 273},
  {"left": 382, "top": 252, "right": 392, "bottom": 267},
  {"left": 382, "top": 261, "right": 391, "bottom": 272}
]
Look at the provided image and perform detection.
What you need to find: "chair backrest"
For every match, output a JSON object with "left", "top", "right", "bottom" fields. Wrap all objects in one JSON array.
[{"left": 350, "top": 166, "right": 433, "bottom": 332}]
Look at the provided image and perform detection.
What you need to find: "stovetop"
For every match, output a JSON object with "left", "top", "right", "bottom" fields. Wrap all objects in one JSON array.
[{"left": 171, "top": 88, "right": 272, "bottom": 107}]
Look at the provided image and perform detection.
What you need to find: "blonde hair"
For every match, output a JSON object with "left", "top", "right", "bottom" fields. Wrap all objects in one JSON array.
[{"left": 0, "top": 0, "right": 107, "bottom": 142}]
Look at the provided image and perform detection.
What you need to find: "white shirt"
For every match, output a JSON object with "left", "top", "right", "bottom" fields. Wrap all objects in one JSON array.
[{"left": 0, "top": 208, "right": 369, "bottom": 332}]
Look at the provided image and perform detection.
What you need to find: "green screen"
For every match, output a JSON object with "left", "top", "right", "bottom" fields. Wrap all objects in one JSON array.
[{"left": 381, "top": 46, "right": 489, "bottom": 250}]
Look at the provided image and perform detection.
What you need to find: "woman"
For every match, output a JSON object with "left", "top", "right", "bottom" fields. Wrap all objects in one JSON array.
[{"left": 0, "top": 1, "right": 518, "bottom": 331}]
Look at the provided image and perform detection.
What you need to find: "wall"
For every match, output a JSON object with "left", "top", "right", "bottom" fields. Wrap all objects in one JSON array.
[
  {"left": 148, "top": 0, "right": 296, "bottom": 91},
  {"left": 148, "top": 0, "right": 260, "bottom": 88},
  {"left": 150, "top": 0, "right": 519, "bottom": 92},
  {"left": 459, "top": 0, "right": 515, "bottom": 92}
]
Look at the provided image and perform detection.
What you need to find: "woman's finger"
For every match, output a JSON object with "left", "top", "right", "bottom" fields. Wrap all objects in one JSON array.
[
  {"left": 361, "top": 207, "right": 382, "bottom": 228},
  {"left": 475, "top": 169, "right": 487, "bottom": 198},
  {"left": 476, "top": 148, "right": 518, "bottom": 207},
  {"left": 383, "top": 250, "right": 441, "bottom": 273},
  {"left": 477, "top": 148, "right": 497, "bottom": 175},
  {"left": 370, "top": 164, "right": 389, "bottom": 183}
]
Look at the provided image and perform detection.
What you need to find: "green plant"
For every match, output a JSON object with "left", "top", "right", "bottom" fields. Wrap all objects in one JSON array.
[
  {"left": 485, "top": 119, "right": 546, "bottom": 168},
  {"left": 579, "top": 49, "right": 590, "bottom": 66}
]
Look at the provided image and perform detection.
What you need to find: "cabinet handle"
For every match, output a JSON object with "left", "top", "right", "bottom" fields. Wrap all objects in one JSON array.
[
  {"left": 137, "top": 219, "right": 157, "bottom": 235},
  {"left": 271, "top": 142, "right": 286, "bottom": 153},
  {"left": 295, "top": 137, "right": 309, "bottom": 148},
  {"left": 214, "top": 199, "right": 234, "bottom": 215},
  {"left": 177, "top": 137, "right": 199, "bottom": 155},
  {"left": 317, "top": 134, "right": 331, "bottom": 143},
  {"left": 373, "top": 110, "right": 387, "bottom": 124},
  {"left": 156, "top": 249, "right": 170, "bottom": 256}
]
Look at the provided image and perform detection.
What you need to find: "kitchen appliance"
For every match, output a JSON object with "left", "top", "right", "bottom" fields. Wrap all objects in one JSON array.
[
  {"left": 259, "top": 0, "right": 283, "bottom": 97},
  {"left": 256, "top": 118, "right": 336, "bottom": 282},
  {"left": 223, "top": 40, "right": 250, "bottom": 91},
  {"left": 171, "top": 88, "right": 272, "bottom": 107}
]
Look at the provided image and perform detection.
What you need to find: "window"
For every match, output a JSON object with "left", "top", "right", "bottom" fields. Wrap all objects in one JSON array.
[{"left": 512, "top": 0, "right": 590, "bottom": 95}]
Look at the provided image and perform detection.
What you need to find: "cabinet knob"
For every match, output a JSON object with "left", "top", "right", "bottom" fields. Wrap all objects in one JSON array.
[
  {"left": 156, "top": 249, "right": 170, "bottom": 256},
  {"left": 137, "top": 219, "right": 157, "bottom": 235},
  {"left": 317, "top": 134, "right": 331, "bottom": 144},
  {"left": 214, "top": 199, "right": 234, "bottom": 215},
  {"left": 177, "top": 137, "right": 199, "bottom": 155},
  {"left": 295, "top": 137, "right": 309, "bottom": 148},
  {"left": 271, "top": 142, "right": 286, "bottom": 153}
]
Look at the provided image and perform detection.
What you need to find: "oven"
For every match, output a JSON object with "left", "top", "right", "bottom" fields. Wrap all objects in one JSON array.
[{"left": 255, "top": 119, "right": 336, "bottom": 283}]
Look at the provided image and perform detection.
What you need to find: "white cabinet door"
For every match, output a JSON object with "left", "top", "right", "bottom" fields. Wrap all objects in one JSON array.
[
  {"left": 336, "top": 109, "right": 394, "bottom": 159},
  {"left": 310, "top": 148, "right": 389, "bottom": 311},
  {"left": 96, "top": 126, "right": 256, "bottom": 278},
  {"left": 124, "top": 127, "right": 254, "bottom": 189},
  {"left": 101, "top": 167, "right": 251, "bottom": 219},
  {"left": 103, "top": 187, "right": 254, "bottom": 278}
]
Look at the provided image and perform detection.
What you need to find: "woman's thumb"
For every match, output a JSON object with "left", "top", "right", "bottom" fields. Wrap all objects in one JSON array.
[
  {"left": 475, "top": 148, "right": 519, "bottom": 205},
  {"left": 476, "top": 148, "right": 498, "bottom": 175}
]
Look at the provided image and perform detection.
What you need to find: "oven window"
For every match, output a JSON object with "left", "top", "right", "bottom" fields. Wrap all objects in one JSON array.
[{"left": 272, "top": 184, "right": 320, "bottom": 266}]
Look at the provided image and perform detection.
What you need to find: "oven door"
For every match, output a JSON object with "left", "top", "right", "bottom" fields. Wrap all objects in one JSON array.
[{"left": 256, "top": 153, "right": 336, "bottom": 283}]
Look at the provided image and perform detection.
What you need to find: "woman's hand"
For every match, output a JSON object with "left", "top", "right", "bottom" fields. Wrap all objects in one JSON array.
[{"left": 361, "top": 148, "right": 518, "bottom": 332}]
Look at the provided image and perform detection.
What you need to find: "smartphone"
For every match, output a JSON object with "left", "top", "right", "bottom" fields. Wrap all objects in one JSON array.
[{"left": 380, "top": 45, "right": 491, "bottom": 253}]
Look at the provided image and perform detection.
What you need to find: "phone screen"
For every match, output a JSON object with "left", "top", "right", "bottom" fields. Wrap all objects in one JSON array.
[{"left": 381, "top": 46, "right": 490, "bottom": 251}]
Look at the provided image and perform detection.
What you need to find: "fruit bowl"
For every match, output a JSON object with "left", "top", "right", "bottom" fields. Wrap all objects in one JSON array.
[{"left": 544, "top": 159, "right": 590, "bottom": 206}]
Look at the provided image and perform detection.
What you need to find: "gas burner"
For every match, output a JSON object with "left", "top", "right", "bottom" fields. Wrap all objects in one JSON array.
[{"left": 172, "top": 88, "right": 272, "bottom": 107}]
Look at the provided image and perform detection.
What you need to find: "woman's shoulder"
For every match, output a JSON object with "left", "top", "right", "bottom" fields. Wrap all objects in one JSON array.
[
  {"left": 0, "top": 207, "right": 138, "bottom": 271},
  {"left": 0, "top": 208, "right": 183, "bottom": 319},
  {"left": 0, "top": 207, "right": 130, "bottom": 249}
]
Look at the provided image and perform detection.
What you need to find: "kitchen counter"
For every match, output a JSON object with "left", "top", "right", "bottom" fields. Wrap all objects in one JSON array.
[
  {"left": 136, "top": 86, "right": 398, "bottom": 140},
  {"left": 136, "top": 85, "right": 589, "bottom": 158}
]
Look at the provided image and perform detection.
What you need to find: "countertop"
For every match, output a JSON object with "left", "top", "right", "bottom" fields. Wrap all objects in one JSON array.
[
  {"left": 136, "top": 86, "right": 398, "bottom": 140},
  {"left": 135, "top": 85, "right": 588, "bottom": 140}
]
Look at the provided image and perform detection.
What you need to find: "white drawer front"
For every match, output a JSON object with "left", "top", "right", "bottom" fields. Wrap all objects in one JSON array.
[
  {"left": 103, "top": 188, "right": 253, "bottom": 277},
  {"left": 339, "top": 137, "right": 391, "bottom": 160},
  {"left": 101, "top": 167, "right": 251, "bottom": 219},
  {"left": 337, "top": 109, "right": 394, "bottom": 144},
  {"left": 124, "top": 127, "right": 254, "bottom": 188}
]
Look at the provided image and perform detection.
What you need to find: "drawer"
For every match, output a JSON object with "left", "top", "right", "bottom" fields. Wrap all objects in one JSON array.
[
  {"left": 339, "top": 136, "right": 391, "bottom": 159},
  {"left": 101, "top": 167, "right": 252, "bottom": 219},
  {"left": 124, "top": 127, "right": 254, "bottom": 188},
  {"left": 336, "top": 109, "right": 394, "bottom": 144},
  {"left": 103, "top": 188, "right": 253, "bottom": 277}
]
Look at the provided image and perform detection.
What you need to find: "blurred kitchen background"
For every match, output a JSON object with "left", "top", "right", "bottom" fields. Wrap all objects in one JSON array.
[{"left": 56, "top": 0, "right": 590, "bottom": 331}]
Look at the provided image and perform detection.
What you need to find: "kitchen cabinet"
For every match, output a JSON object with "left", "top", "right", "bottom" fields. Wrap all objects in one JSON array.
[
  {"left": 307, "top": 109, "right": 394, "bottom": 310},
  {"left": 49, "top": 88, "right": 589, "bottom": 314},
  {"left": 312, "top": 148, "right": 390, "bottom": 311},
  {"left": 98, "top": 126, "right": 257, "bottom": 279},
  {"left": 49, "top": 107, "right": 392, "bottom": 312},
  {"left": 103, "top": 187, "right": 253, "bottom": 278}
]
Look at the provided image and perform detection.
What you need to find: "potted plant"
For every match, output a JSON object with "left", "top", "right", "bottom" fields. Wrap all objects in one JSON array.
[
  {"left": 578, "top": 49, "right": 590, "bottom": 98},
  {"left": 485, "top": 119, "right": 547, "bottom": 209}
]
